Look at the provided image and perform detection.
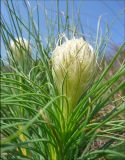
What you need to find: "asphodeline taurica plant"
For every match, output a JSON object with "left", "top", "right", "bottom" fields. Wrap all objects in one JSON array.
[{"left": 52, "top": 37, "right": 96, "bottom": 115}]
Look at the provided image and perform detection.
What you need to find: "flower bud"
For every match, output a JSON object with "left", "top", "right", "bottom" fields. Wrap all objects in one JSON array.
[
  {"left": 10, "top": 37, "right": 30, "bottom": 61},
  {"left": 9, "top": 37, "right": 32, "bottom": 73},
  {"left": 52, "top": 37, "right": 96, "bottom": 110}
]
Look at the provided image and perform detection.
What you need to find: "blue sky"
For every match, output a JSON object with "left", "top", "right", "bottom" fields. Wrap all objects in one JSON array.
[{"left": 1, "top": 0, "right": 125, "bottom": 58}]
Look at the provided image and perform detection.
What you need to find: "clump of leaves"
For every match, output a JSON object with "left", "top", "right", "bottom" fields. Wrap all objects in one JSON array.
[{"left": 1, "top": 1, "right": 125, "bottom": 160}]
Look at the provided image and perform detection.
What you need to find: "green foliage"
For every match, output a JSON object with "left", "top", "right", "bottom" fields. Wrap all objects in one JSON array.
[{"left": 1, "top": 0, "right": 125, "bottom": 160}]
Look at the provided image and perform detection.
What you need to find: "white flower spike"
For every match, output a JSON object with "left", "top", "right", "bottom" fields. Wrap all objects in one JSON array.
[
  {"left": 10, "top": 37, "right": 30, "bottom": 61},
  {"left": 52, "top": 37, "right": 96, "bottom": 111}
]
